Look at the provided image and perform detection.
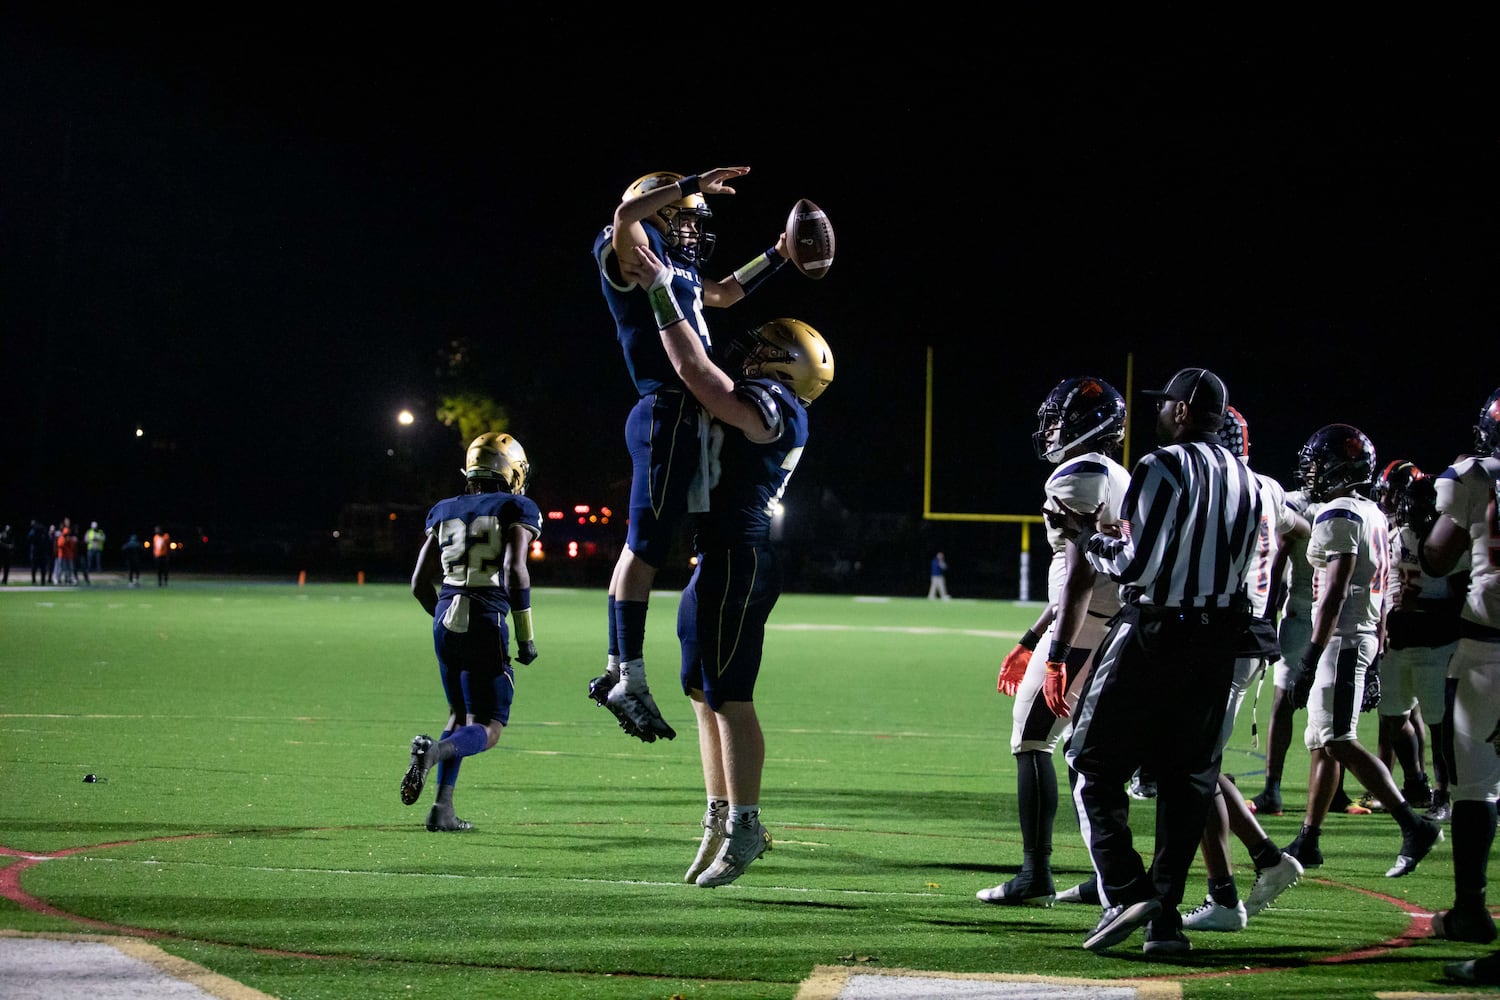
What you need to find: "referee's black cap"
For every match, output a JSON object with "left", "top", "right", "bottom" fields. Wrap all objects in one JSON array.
[{"left": 1142, "top": 367, "right": 1227, "bottom": 423}]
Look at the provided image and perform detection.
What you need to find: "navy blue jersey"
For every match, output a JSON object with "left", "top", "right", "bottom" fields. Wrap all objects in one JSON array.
[
  {"left": 695, "top": 379, "right": 810, "bottom": 548},
  {"left": 424, "top": 491, "right": 542, "bottom": 614},
  {"left": 593, "top": 224, "right": 711, "bottom": 395}
]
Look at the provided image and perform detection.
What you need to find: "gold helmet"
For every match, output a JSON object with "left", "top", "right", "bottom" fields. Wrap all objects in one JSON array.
[
  {"left": 463, "top": 432, "right": 530, "bottom": 494},
  {"left": 743, "top": 318, "right": 835, "bottom": 404},
  {"left": 622, "top": 171, "right": 716, "bottom": 264}
]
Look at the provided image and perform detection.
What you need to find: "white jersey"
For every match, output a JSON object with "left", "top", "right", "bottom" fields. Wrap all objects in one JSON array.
[
  {"left": 1306, "top": 493, "right": 1391, "bottom": 636},
  {"left": 1244, "top": 471, "right": 1298, "bottom": 618},
  {"left": 1280, "top": 489, "right": 1321, "bottom": 617},
  {"left": 1434, "top": 455, "right": 1500, "bottom": 629},
  {"left": 1388, "top": 522, "right": 1471, "bottom": 605},
  {"left": 1041, "top": 451, "right": 1131, "bottom": 616}
]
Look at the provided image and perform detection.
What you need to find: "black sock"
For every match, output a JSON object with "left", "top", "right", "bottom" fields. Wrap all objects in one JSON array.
[
  {"left": 1249, "top": 837, "right": 1282, "bottom": 871},
  {"left": 1014, "top": 750, "right": 1056, "bottom": 883},
  {"left": 1453, "top": 800, "right": 1499, "bottom": 894},
  {"left": 1208, "top": 875, "right": 1238, "bottom": 908}
]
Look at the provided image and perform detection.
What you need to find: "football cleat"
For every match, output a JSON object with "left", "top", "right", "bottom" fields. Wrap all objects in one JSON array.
[
  {"left": 1286, "top": 829, "right": 1323, "bottom": 869},
  {"left": 976, "top": 878, "right": 1056, "bottom": 907},
  {"left": 685, "top": 809, "right": 728, "bottom": 883},
  {"left": 696, "top": 821, "right": 772, "bottom": 887},
  {"left": 400, "top": 734, "right": 436, "bottom": 806},
  {"left": 1248, "top": 789, "right": 1283, "bottom": 816},
  {"left": 425, "top": 804, "right": 474, "bottom": 832},
  {"left": 1386, "top": 818, "right": 1443, "bottom": 877},
  {"left": 605, "top": 681, "right": 676, "bottom": 742},
  {"left": 1083, "top": 899, "right": 1161, "bottom": 952},
  {"left": 1057, "top": 879, "right": 1100, "bottom": 905},
  {"left": 1245, "top": 853, "right": 1303, "bottom": 917},
  {"left": 1432, "top": 905, "right": 1499, "bottom": 944},
  {"left": 1181, "top": 896, "right": 1247, "bottom": 931},
  {"left": 1142, "top": 919, "right": 1192, "bottom": 956}
]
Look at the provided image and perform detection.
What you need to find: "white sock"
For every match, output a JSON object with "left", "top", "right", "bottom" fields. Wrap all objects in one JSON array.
[
  {"left": 728, "top": 804, "right": 760, "bottom": 832},
  {"left": 619, "top": 657, "right": 647, "bottom": 692}
]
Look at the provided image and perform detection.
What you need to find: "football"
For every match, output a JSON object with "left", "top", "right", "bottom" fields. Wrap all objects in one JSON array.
[{"left": 786, "top": 198, "right": 834, "bottom": 279}]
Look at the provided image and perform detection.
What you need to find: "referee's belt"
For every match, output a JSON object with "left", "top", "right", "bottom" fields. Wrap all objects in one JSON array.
[{"left": 1131, "top": 601, "right": 1249, "bottom": 624}]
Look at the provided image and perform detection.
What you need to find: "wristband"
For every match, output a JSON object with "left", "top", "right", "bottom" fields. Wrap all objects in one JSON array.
[
  {"left": 677, "top": 175, "right": 701, "bottom": 197},
  {"left": 732, "top": 246, "right": 786, "bottom": 296},
  {"left": 513, "top": 606, "right": 534, "bottom": 643},
  {"left": 647, "top": 279, "right": 685, "bottom": 330},
  {"left": 1049, "top": 641, "right": 1073, "bottom": 663},
  {"left": 1045, "top": 660, "right": 1065, "bottom": 674},
  {"left": 1299, "top": 641, "right": 1325, "bottom": 673},
  {"left": 1019, "top": 628, "right": 1041, "bottom": 652}
]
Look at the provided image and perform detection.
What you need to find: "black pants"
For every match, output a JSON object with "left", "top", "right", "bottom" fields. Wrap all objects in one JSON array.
[{"left": 1065, "top": 604, "right": 1241, "bottom": 918}]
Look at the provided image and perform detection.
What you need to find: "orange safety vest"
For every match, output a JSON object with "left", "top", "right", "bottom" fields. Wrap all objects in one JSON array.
[{"left": 152, "top": 533, "right": 171, "bottom": 557}]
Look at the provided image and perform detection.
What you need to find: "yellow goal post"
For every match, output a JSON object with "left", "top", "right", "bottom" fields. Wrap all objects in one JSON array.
[{"left": 921, "top": 347, "right": 1137, "bottom": 600}]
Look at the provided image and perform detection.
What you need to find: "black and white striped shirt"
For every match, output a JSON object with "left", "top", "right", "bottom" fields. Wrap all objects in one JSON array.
[{"left": 1083, "top": 438, "right": 1263, "bottom": 609}]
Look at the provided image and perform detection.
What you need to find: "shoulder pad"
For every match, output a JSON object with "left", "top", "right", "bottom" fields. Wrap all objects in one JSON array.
[{"left": 734, "top": 380, "right": 784, "bottom": 437}]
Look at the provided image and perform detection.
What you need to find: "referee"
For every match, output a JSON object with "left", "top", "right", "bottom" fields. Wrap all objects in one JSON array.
[{"left": 1049, "top": 367, "right": 1263, "bottom": 955}]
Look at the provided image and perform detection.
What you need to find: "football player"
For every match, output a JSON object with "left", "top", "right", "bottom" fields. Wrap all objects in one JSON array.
[
  {"left": 1181, "top": 406, "right": 1308, "bottom": 932},
  {"left": 980, "top": 376, "right": 1130, "bottom": 907},
  {"left": 635, "top": 240, "right": 833, "bottom": 887},
  {"left": 1421, "top": 388, "right": 1500, "bottom": 976},
  {"left": 399, "top": 433, "right": 541, "bottom": 833},
  {"left": 590, "top": 166, "right": 794, "bottom": 743},
  {"left": 1283, "top": 424, "right": 1444, "bottom": 876},
  {"left": 1374, "top": 460, "right": 1464, "bottom": 819}
]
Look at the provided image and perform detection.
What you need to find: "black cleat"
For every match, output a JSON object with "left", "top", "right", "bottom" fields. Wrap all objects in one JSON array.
[{"left": 400, "top": 734, "right": 436, "bottom": 806}]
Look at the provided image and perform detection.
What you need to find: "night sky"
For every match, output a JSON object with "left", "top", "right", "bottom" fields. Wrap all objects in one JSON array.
[{"left": 4, "top": 21, "right": 1495, "bottom": 561}]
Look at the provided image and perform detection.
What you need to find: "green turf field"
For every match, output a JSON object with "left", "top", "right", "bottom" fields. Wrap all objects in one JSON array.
[{"left": 0, "top": 580, "right": 1489, "bottom": 998}]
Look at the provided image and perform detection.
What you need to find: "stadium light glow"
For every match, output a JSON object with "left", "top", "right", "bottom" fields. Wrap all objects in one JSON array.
[{"left": 397, "top": 409, "right": 414, "bottom": 426}]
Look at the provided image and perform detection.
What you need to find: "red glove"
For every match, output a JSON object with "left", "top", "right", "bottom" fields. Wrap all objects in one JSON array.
[
  {"left": 997, "top": 644, "right": 1032, "bottom": 695},
  {"left": 1042, "top": 661, "right": 1070, "bottom": 717}
]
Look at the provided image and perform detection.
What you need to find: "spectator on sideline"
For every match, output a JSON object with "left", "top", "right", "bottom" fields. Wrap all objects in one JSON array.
[
  {"left": 0, "top": 523, "right": 12, "bottom": 584},
  {"left": 927, "top": 551, "right": 951, "bottom": 600},
  {"left": 399, "top": 432, "right": 541, "bottom": 833},
  {"left": 85, "top": 521, "right": 106, "bottom": 572},
  {"left": 152, "top": 526, "right": 171, "bottom": 586},
  {"left": 122, "top": 532, "right": 144, "bottom": 587},
  {"left": 27, "top": 519, "right": 49, "bottom": 585},
  {"left": 54, "top": 518, "right": 76, "bottom": 586}
]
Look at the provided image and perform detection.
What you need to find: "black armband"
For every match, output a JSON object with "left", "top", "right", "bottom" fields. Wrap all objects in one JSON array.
[
  {"left": 732, "top": 246, "right": 786, "bottom": 296},
  {"left": 1019, "top": 628, "right": 1042, "bottom": 652},
  {"left": 647, "top": 280, "right": 685, "bottom": 329},
  {"left": 678, "top": 174, "right": 701, "bottom": 197},
  {"left": 1049, "top": 641, "right": 1073, "bottom": 663}
]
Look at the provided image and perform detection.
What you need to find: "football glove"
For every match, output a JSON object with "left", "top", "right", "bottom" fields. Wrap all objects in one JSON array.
[
  {"left": 1361, "top": 655, "right": 1381, "bottom": 712},
  {"left": 997, "top": 644, "right": 1032, "bottom": 696},
  {"left": 516, "top": 640, "right": 538, "bottom": 665},
  {"left": 1042, "top": 661, "right": 1069, "bottom": 718},
  {"left": 1290, "top": 643, "right": 1323, "bottom": 711}
]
